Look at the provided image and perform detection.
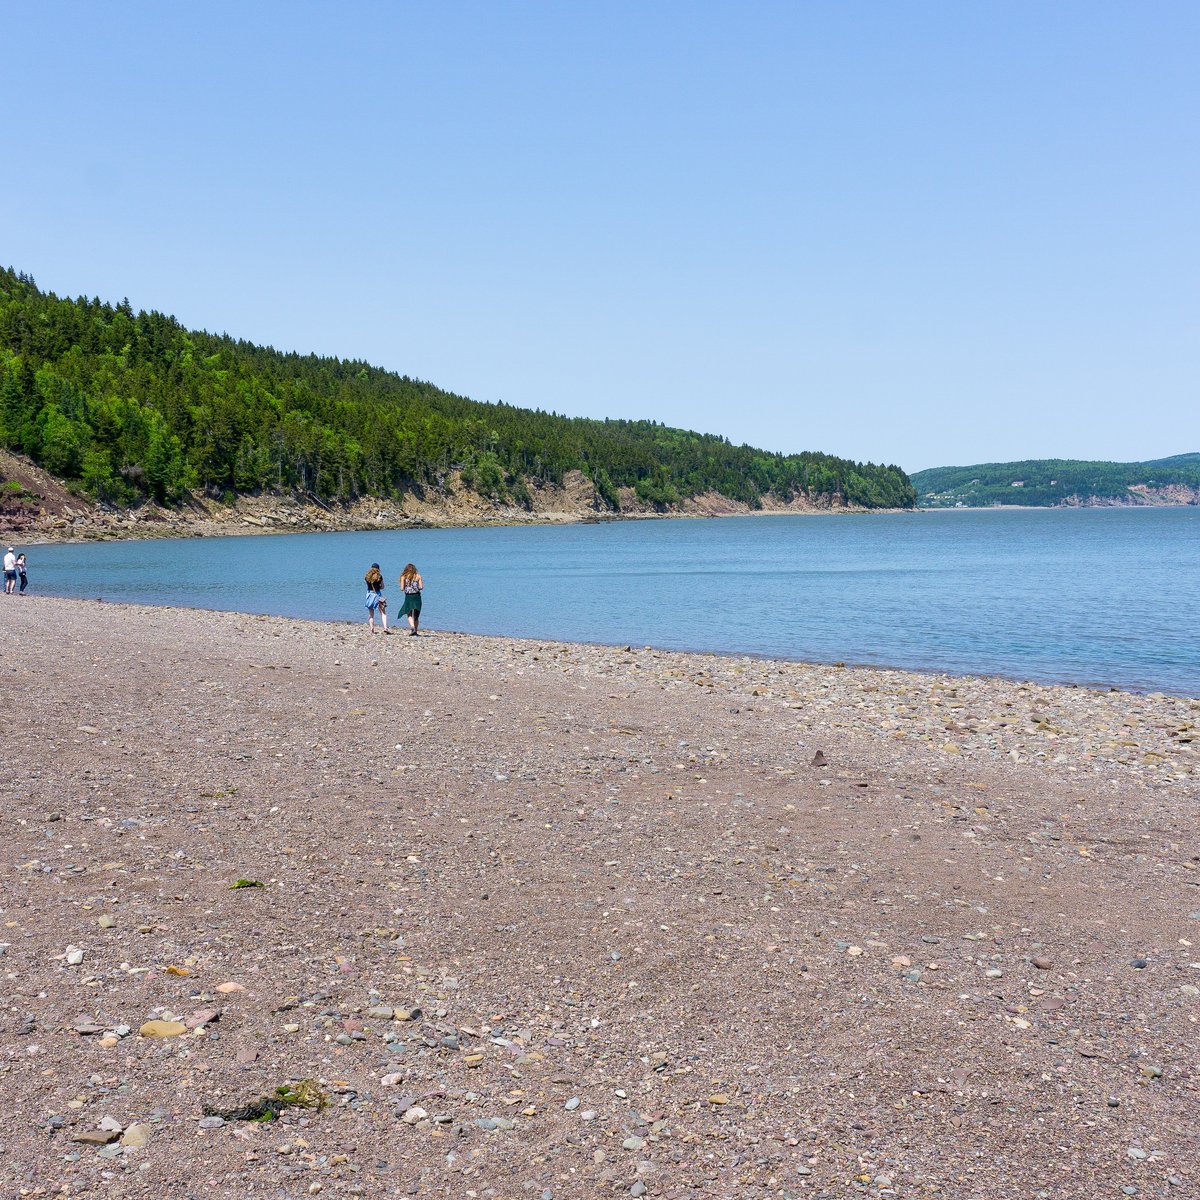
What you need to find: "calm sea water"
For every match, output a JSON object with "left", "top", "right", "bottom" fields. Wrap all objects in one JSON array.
[{"left": 17, "top": 507, "right": 1200, "bottom": 695}]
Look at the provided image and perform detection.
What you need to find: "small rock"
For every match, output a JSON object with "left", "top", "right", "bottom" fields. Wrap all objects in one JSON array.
[
  {"left": 98, "top": 1116, "right": 123, "bottom": 1133},
  {"left": 1131, "top": 958, "right": 1148, "bottom": 969},
  {"left": 97, "top": 915, "right": 115, "bottom": 929},
  {"left": 216, "top": 981, "right": 245, "bottom": 994},
  {"left": 565, "top": 1097, "right": 580, "bottom": 1111},
  {"left": 366, "top": 1006, "right": 394, "bottom": 1020},
  {"left": 401, "top": 1106, "right": 427, "bottom": 1125},
  {"left": 1030, "top": 957, "right": 1052, "bottom": 970},
  {"left": 140, "top": 1020, "right": 188, "bottom": 1038},
  {"left": 630, "top": 1183, "right": 647, "bottom": 1198},
  {"left": 73, "top": 1129, "right": 120, "bottom": 1146},
  {"left": 198, "top": 1116, "right": 225, "bottom": 1130},
  {"left": 622, "top": 1136, "right": 645, "bottom": 1151},
  {"left": 707, "top": 1093, "right": 729, "bottom": 1105},
  {"left": 120, "top": 1123, "right": 152, "bottom": 1149},
  {"left": 65, "top": 947, "right": 85, "bottom": 966},
  {"left": 1139, "top": 1064, "right": 1162, "bottom": 1080}
]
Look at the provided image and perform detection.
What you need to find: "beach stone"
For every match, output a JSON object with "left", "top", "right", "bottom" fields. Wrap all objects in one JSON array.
[
  {"left": 74, "top": 1128, "right": 120, "bottom": 1146},
  {"left": 140, "top": 1020, "right": 188, "bottom": 1038},
  {"left": 121, "top": 1123, "right": 152, "bottom": 1149}
]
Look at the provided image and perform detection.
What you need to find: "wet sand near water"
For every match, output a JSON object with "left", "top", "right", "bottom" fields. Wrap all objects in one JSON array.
[{"left": 2, "top": 597, "right": 1197, "bottom": 1198}]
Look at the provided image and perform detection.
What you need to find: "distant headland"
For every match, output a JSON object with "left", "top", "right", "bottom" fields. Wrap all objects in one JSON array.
[{"left": 912, "top": 454, "right": 1200, "bottom": 508}]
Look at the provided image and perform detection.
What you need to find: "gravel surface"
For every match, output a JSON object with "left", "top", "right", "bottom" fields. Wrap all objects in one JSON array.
[{"left": 2, "top": 597, "right": 1197, "bottom": 1199}]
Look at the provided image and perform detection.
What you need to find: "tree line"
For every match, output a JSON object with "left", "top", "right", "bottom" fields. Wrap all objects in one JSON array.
[{"left": 0, "top": 267, "right": 916, "bottom": 512}]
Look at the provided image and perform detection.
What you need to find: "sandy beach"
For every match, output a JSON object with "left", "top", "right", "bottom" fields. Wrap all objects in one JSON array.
[{"left": 2, "top": 597, "right": 1197, "bottom": 1199}]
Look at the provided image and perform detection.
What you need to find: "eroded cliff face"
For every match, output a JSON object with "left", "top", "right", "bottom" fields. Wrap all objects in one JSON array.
[
  {"left": 1058, "top": 484, "right": 1200, "bottom": 507},
  {"left": 1126, "top": 483, "right": 1200, "bottom": 505},
  {"left": 0, "top": 455, "right": 860, "bottom": 544}
]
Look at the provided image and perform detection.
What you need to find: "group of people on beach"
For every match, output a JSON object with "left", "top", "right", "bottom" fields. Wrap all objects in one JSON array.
[
  {"left": 364, "top": 561, "right": 423, "bottom": 635},
  {"left": 3, "top": 547, "right": 28, "bottom": 595}
]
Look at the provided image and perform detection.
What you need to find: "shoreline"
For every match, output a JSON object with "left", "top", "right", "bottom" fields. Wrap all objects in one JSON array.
[
  {"left": 29, "top": 590, "right": 1200, "bottom": 701},
  {"left": 1, "top": 449, "right": 910, "bottom": 546},
  {"left": 8, "top": 499, "right": 916, "bottom": 549},
  {"left": 2, "top": 596, "right": 1197, "bottom": 1195}
]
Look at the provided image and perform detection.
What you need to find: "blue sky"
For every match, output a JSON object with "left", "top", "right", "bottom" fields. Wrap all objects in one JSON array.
[{"left": 2, "top": 1, "right": 1197, "bottom": 472}]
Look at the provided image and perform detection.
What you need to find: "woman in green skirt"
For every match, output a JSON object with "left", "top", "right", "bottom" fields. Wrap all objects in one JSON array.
[{"left": 398, "top": 563, "right": 424, "bottom": 635}]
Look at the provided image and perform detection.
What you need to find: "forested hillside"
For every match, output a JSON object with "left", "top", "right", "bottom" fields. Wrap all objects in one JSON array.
[
  {"left": 913, "top": 455, "right": 1200, "bottom": 507},
  {"left": 0, "top": 268, "right": 914, "bottom": 513}
]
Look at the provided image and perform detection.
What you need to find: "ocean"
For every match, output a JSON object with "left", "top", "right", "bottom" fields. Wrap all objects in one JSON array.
[{"left": 18, "top": 506, "right": 1200, "bottom": 695}]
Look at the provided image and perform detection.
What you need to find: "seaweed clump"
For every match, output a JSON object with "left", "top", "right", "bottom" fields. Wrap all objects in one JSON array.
[{"left": 204, "top": 1079, "right": 328, "bottom": 1122}]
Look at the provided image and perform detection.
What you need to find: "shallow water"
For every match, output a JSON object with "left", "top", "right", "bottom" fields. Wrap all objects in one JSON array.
[{"left": 18, "top": 506, "right": 1200, "bottom": 695}]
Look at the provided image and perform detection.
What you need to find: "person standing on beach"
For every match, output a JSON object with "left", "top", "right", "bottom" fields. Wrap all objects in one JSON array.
[
  {"left": 15, "top": 553, "right": 27, "bottom": 594},
  {"left": 398, "top": 563, "right": 423, "bottom": 635},
  {"left": 3, "top": 547, "right": 16, "bottom": 595},
  {"left": 364, "top": 562, "right": 389, "bottom": 633}
]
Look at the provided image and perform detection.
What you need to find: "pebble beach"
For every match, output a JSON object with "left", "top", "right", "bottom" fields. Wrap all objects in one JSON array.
[{"left": 2, "top": 596, "right": 1198, "bottom": 1199}]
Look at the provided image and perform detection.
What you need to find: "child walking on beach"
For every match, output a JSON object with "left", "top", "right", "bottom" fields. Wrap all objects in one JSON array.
[
  {"left": 364, "top": 562, "right": 389, "bottom": 633},
  {"left": 398, "top": 563, "right": 423, "bottom": 635}
]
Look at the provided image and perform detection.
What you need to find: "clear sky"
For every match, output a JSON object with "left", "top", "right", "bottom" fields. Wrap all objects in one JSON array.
[{"left": 2, "top": 2, "right": 1197, "bottom": 473}]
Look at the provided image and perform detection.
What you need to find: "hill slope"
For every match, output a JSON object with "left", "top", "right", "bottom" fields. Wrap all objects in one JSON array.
[
  {"left": 912, "top": 455, "right": 1200, "bottom": 508},
  {"left": 0, "top": 268, "right": 914, "bottom": 532}
]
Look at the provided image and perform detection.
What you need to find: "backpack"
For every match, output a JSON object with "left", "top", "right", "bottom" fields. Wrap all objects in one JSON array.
[{"left": 364, "top": 566, "right": 383, "bottom": 589}]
